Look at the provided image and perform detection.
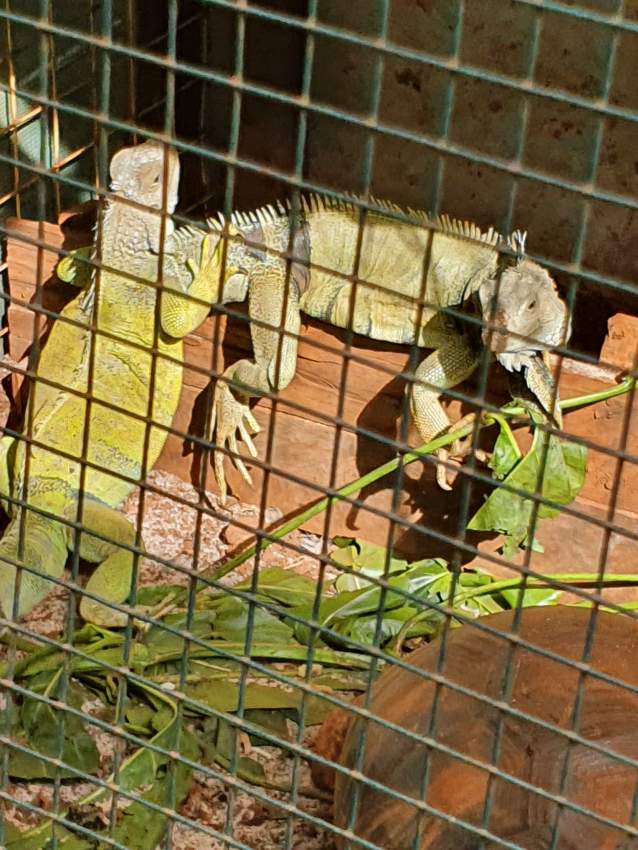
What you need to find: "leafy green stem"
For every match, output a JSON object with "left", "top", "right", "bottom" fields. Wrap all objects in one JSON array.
[
  {"left": 455, "top": 571, "right": 638, "bottom": 604},
  {"left": 200, "top": 425, "right": 476, "bottom": 588},
  {"left": 503, "top": 374, "right": 636, "bottom": 418},
  {"left": 183, "top": 375, "right": 634, "bottom": 592}
]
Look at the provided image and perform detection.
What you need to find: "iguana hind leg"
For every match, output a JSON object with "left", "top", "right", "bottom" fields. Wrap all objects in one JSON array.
[
  {"left": 0, "top": 511, "right": 68, "bottom": 619},
  {"left": 410, "top": 336, "right": 480, "bottom": 490},
  {"left": 76, "top": 499, "right": 143, "bottom": 628},
  {"left": 0, "top": 498, "right": 143, "bottom": 627},
  {"left": 211, "top": 262, "right": 301, "bottom": 504}
]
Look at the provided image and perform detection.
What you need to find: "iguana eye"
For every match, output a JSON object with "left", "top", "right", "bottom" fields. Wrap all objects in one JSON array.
[
  {"left": 153, "top": 174, "right": 160, "bottom": 185},
  {"left": 528, "top": 300, "right": 536, "bottom": 310}
]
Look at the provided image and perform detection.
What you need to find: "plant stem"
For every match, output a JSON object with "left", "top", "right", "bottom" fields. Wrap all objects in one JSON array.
[
  {"left": 503, "top": 374, "right": 635, "bottom": 418},
  {"left": 193, "top": 375, "right": 635, "bottom": 591},
  {"left": 456, "top": 572, "right": 638, "bottom": 604},
  {"left": 200, "top": 423, "right": 477, "bottom": 587}
]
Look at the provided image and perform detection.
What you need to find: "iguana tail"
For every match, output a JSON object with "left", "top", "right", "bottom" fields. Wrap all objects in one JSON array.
[{"left": 0, "top": 513, "right": 68, "bottom": 620}]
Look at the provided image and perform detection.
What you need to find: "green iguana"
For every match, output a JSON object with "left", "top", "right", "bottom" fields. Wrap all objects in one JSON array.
[
  {"left": 0, "top": 141, "right": 227, "bottom": 627},
  {"left": 177, "top": 196, "right": 570, "bottom": 502}
]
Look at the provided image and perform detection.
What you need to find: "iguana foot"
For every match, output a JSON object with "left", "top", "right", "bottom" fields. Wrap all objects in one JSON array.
[
  {"left": 435, "top": 441, "right": 491, "bottom": 490},
  {"left": 56, "top": 246, "right": 94, "bottom": 288},
  {"left": 434, "top": 413, "right": 491, "bottom": 490},
  {"left": 211, "top": 381, "right": 261, "bottom": 505}
]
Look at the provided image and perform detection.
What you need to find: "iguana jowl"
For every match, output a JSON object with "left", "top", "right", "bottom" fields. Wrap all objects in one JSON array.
[
  {"left": 0, "top": 141, "right": 225, "bottom": 626},
  {"left": 185, "top": 196, "right": 571, "bottom": 501}
]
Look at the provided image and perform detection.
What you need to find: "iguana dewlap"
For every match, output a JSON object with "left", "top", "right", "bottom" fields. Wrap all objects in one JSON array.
[
  {"left": 182, "top": 196, "right": 570, "bottom": 501},
  {"left": 0, "top": 141, "right": 226, "bottom": 627}
]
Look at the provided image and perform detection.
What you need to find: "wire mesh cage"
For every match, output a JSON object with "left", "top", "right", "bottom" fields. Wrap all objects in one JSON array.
[{"left": 0, "top": 1, "right": 637, "bottom": 849}]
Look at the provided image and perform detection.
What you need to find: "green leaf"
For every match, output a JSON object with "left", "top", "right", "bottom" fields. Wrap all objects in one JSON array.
[
  {"left": 143, "top": 614, "right": 215, "bottom": 656},
  {"left": 468, "top": 428, "right": 587, "bottom": 551},
  {"left": 213, "top": 596, "right": 294, "bottom": 644},
  {"left": 336, "top": 611, "right": 403, "bottom": 646},
  {"left": 188, "top": 658, "right": 244, "bottom": 679},
  {"left": 4, "top": 728, "right": 197, "bottom": 850},
  {"left": 13, "top": 628, "right": 123, "bottom": 680},
  {"left": 135, "top": 584, "right": 186, "bottom": 607},
  {"left": 499, "top": 586, "right": 563, "bottom": 608},
  {"left": 186, "top": 677, "right": 332, "bottom": 724},
  {"left": 14, "top": 674, "right": 99, "bottom": 780},
  {"left": 488, "top": 417, "right": 522, "bottom": 480},
  {"left": 458, "top": 593, "right": 504, "bottom": 617},
  {"left": 309, "top": 671, "right": 373, "bottom": 693},
  {"left": 292, "top": 558, "right": 452, "bottom": 647},
  {"left": 79, "top": 687, "right": 180, "bottom": 810},
  {"left": 7, "top": 741, "right": 67, "bottom": 781},
  {"left": 232, "top": 567, "right": 318, "bottom": 607},
  {"left": 111, "top": 714, "right": 175, "bottom": 794},
  {"left": 216, "top": 716, "right": 242, "bottom": 762},
  {"left": 106, "top": 730, "right": 198, "bottom": 850},
  {"left": 330, "top": 538, "right": 408, "bottom": 592},
  {"left": 124, "top": 703, "right": 156, "bottom": 734},
  {"left": 4, "top": 822, "right": 92, "bottom": 849},
  {"left": 70, "top": 643, "right": 151, "bottom": 677},
  {"left": 244, "top": 709, "right": 291, "bottom": 746},
  {"left": 197, "top": 718, "right": 270, "bottom": 784}
]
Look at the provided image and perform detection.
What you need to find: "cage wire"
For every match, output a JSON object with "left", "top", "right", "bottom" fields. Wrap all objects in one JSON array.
[{"left": 0, "top": 0, "right": 637, "bottom": 849}]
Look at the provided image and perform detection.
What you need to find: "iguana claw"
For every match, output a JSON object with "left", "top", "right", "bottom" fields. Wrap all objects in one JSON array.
[
  {"left": 210, "top": 381, "right": 261, "bottom": 504},
  {"left": 435, "top": 448, "right": 454, "bottom": 491},
  {"left": 186, "top": 232, "right": 216, "bottom": 281}
]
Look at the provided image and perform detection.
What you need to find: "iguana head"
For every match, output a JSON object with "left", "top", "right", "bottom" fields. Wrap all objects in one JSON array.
[
  {"left": 107, "top": 141, "right": 181, "bottom": 258},
  {"left": 477, "top": 259, "right": 571, "bottom": 372},
  {"left": 110, "top": 141, "right": 180, "bottom": 213}
]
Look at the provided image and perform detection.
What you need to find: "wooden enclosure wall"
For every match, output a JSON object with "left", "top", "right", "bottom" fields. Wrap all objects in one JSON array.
[{"left": 5, "top": 215, "right": 638, "bottom": 582}]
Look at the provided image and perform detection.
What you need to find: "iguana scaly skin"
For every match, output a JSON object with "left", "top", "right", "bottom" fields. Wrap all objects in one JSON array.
[
  {"left": 182, "top": 196, "right": 571, "bottom": 501},
  {"left": 0, "top": 141, "right": 227, "bottom": 626}
]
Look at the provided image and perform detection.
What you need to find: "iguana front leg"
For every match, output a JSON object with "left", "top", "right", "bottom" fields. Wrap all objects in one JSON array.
[
  {"left": 212, "top": 261, "right": 301, "bottom": 504},
  {"left": 410, "top": 336, "right": 480, "bottom": 490},
  {"left": 161, "top": 234, "right": 226, "bottom": 339},
  {"left": 56, "top": 233, "right": 225, "bottom": 339},
  {"left": 57, "top": 246, "right": 94, "bottom": 288}
]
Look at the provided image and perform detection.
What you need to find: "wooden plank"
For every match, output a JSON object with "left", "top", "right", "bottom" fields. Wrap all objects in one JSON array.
[{"left": 5, "top": 215, "right": 638, "bottom": 571}]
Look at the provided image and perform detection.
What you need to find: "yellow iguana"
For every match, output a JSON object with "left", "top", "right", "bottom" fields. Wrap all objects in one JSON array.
[
  {"left": 176, "top": 196, "right": 570, "bottom": 502},
  {"left": 0, "top": 141, "right": 227, "bottom": 627}
]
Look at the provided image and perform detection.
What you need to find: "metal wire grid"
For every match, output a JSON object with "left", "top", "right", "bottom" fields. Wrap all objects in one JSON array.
[{"left": 0, "top": 1, "right": 636, "bottom": 848}]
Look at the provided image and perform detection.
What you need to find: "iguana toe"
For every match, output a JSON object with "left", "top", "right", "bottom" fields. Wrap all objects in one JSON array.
[
  {"left": 229, "top": 434, "right": 254, "bottom": 486},
  {"left": 214, "top": 450, "right": 229, "bottom": 506},
  {"left": 447, "top": 435, "right": 492, "bottom": 471},
  {"left": 239, "top": 412, "right": 261, "bottom": 455},
  {"left": 435, "top": 448, "right": 454, "bottom": 491},
  {"left": 212, "top": 383, "right": 261, "bottom": 503}
]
